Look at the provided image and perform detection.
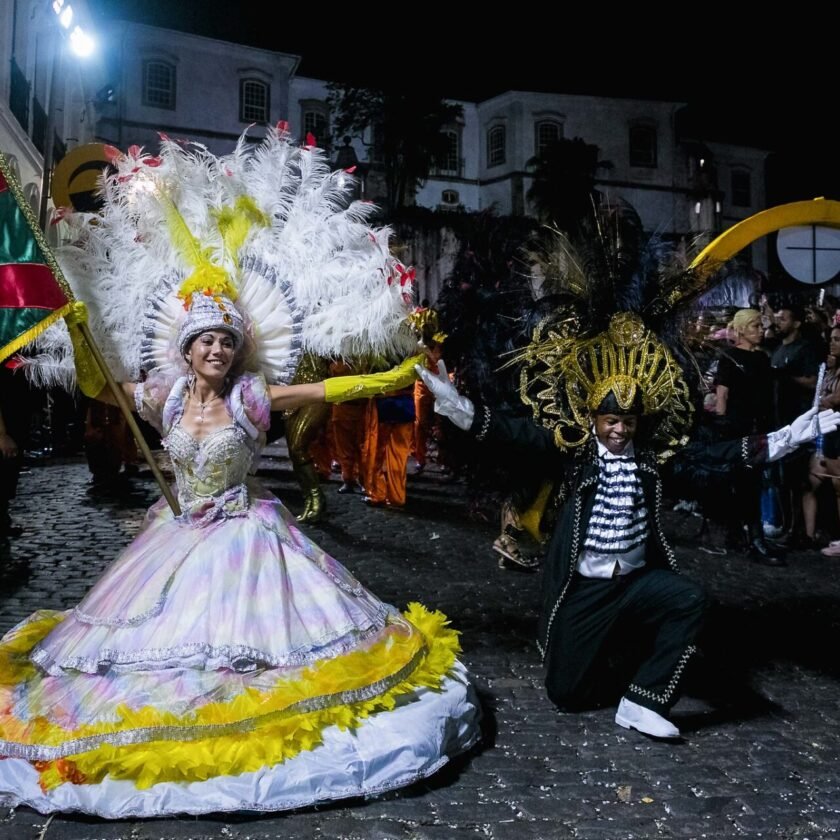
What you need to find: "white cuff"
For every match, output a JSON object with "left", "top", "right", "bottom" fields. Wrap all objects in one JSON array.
[
  {"left": 767, "top": 425, "right": 794, "bottom": 462},
  {"left": 435, "top": 398, "right": 474, "bottom": 431}
]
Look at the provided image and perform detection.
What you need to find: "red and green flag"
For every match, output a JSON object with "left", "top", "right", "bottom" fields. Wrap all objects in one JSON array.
[{"left": 0, "top": 151, "right": 74, "bottom": 362}]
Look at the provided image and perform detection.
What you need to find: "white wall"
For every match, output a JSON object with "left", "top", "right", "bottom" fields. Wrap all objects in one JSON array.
[{"left": 101, "top": 22, "right": 298, "bottom": 156}]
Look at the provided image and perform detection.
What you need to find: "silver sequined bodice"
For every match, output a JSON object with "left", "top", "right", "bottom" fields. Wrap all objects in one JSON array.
[{"left": 165, "top": 423, "right": 255, "bottom": 509}]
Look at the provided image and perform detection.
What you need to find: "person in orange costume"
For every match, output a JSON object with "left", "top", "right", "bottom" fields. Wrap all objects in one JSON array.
[
  {"left": 361, "top": 309, "right": 445, "bottom": 506},
  {"left": 329, "top": 359, "right": 367, "bottom": 493},
  {"left": 361, "top": 385, "right": 415, "bottom": 508}
]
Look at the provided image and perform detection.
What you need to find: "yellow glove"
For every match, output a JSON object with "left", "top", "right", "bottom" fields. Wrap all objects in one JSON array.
[
  {"left": 65, "top": 301, "right": 106, "bottom": 398},
  {"left": 323, "top": 354, "right": 423, "bottom": 403}
]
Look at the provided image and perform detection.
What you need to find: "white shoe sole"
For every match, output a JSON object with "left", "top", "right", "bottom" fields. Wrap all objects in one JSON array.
[{"left": 615, "top": 712, "right": 680, "bottom": 739}]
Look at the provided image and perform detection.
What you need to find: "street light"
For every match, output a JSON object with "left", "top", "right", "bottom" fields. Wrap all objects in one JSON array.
[{"left": 37, "top": 0, "right": 96, "bottom": 230}]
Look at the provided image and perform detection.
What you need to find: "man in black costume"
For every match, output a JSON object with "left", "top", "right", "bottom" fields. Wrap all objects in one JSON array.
[{"left": 418, "top": 343, "right": 839, "bottom": 739}]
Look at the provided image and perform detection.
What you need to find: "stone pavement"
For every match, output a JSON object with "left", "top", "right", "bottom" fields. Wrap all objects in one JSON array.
[{"left": 1, "top": 447, "right": 840, "bottom": 839}]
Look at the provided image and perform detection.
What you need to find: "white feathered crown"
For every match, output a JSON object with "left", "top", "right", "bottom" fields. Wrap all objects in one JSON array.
[{"left": 25, "top": 126, "right": 418, "bottom": 387}]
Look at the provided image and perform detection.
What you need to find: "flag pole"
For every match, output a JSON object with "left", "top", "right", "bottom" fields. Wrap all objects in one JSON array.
[
  {"left": 76, "top": 321, "right": 181, "bottom": 515},
  {"left": 0, "top": 150, "right": 179, "bottom": 515}
]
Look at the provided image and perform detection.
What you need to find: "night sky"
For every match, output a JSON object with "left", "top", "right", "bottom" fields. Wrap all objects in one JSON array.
[{"left": 85, "top": 1, "right": 838, "bottom": 202}]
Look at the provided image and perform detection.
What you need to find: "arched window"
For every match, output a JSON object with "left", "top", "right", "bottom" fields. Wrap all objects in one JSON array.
[
  {"left": 143, "top": 60, "right": 176, "bottom": 109},
  {"left": 534, "top": 120, "right": 563, "bottom": 157},
  {"left": 439, "top": 130, "right": 460, "bottom": 174},
  {"left": 303, "top": 111, "right": 328, "bottom": 143},
  {"left": 299, "top": 99, "right": 331, "bottom": 150},
  {"left": 487, "top": 125, "right": 506, "bottom": 167},
  {"left": 240, "top": 79, "right": 270, "bottom": 123}
]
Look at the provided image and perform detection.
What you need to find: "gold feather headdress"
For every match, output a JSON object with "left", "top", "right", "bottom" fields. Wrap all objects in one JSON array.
[{"left": 513, "top": 202, "right": 713, "bottom": 459}]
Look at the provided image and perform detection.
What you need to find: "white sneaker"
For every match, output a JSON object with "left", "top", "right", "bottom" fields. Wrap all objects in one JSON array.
[{"left": 615, "top": 697, "right": 680, "bottom": 739}]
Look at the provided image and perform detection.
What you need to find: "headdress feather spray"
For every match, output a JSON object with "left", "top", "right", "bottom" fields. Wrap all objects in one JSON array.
[
  {"left": 515, "top": 199, "right": 715, "bottom": 459},
  {"left": 19, "top": 127, "right": 417, "bottom": 388}
]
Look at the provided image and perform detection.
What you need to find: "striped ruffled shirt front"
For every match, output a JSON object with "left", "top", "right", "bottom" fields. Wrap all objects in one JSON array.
[{"left": 577, "top": 440, "right": 648, "bottom": 578}]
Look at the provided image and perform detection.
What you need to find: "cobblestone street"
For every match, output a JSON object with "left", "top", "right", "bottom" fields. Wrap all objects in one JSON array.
[{"left": 1, "top": 447, "right": 839, "bottom": 839}]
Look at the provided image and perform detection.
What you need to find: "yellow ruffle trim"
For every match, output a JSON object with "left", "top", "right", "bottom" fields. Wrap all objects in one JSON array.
[{"left": 0, "top": 604, "right": 460, "bottom": 791}]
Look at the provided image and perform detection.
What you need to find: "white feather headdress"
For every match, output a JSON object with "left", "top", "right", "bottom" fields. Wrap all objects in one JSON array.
[{"left": 23, "top": 126, "right": 418, "bottom": 388}]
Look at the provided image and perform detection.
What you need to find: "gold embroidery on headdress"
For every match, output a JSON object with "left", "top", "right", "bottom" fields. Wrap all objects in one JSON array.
[{"left": 516, "top": 312, "right": 693, "bottom": 457}]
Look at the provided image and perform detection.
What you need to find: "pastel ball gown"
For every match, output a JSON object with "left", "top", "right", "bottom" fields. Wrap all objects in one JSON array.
[{"left": 0, "top": 372, "right": 480, "bottom": 817}]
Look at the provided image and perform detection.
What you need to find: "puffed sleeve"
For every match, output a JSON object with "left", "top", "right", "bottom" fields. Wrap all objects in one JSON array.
[
  {"left": 134, "top": 371, "right": 177, "bottom": 434},
  {"left": 231, "top": 372, "right": 271, "bottom": 440}
]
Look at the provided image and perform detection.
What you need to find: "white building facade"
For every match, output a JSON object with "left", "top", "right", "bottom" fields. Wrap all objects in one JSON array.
[
  {"left": 96, "top": 22, "right": 298, "bottom": 156},
  {"left": 3, "top": 15, "right": 769, "bottom": 270},
  {"left": 1, "top": 0, "right": 102, "bottom": 237}
]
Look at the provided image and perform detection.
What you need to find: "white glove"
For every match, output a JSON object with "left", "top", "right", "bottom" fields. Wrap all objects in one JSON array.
[
  {"left": 767, "top": 407, "right": 840, "bottom": 461},
  {"left": 414, "top": 360, "right": 475, "bottom": 431}
]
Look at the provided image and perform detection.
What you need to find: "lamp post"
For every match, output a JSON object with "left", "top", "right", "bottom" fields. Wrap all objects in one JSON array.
[{"left": 37, "top": 0, "right": 95, "bottom": 231}]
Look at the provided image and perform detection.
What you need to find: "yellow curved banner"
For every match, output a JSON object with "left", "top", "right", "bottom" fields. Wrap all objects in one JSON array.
[
  {"left": 690, "top": 197, "right": 840, "bottom": 274},
  {"left": 51, "top": 143, "right": 112, "bottom": 212}
]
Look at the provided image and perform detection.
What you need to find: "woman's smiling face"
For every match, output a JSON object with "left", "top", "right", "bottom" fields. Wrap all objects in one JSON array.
[{"left": 187, "top": 330, "right": 236, "bottom": 379}]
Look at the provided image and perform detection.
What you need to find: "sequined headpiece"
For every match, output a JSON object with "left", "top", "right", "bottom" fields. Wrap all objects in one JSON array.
[
  {"left": 177, "top": 292, "right": 245, "bottom": 356},
  {"left": 516, "top": 311, "right": 693, "bottom": 454}
]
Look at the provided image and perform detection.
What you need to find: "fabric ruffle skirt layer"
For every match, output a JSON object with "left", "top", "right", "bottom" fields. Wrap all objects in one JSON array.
[{"left": 0, "top": 491, "right": 481, "bottom": 818}]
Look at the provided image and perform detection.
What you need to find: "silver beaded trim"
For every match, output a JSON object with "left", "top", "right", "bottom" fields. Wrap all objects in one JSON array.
[
  {"left": 627, "top": 644, "right": 697, "bottom": 705},
  {"left": 638, "top": 463, "right": 679, "bottom": 572},
  {"left": 72, "top": 577, "right": 177, "bottom": 628},
  {"left": 537, "top": 474, "right": 598, "bottom": 662},
  {"left": 2, "top": 638, "right": 429, "bottom": 761},
  {"left": 474, "top": 405, "right": 492, "bottom": 441},
  {"left": 239, "top": 253, "right": 305, "bottom": 386},
  {"left": 741, "top": 436, "right": 749, "bottom": 464},
  {"left": 31, "top": 603, "right": 393, "bottom": 676}
]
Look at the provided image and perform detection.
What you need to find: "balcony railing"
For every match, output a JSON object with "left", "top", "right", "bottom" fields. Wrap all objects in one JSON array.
[
  {"left": 32, "top": 97, "right": 47, "bottom": 155},
  {"left": 9, "top": 58, "right": 29, "bottom": 134},
  {"left": 430, "top": 158, "right": 465, "bottom": 178}
]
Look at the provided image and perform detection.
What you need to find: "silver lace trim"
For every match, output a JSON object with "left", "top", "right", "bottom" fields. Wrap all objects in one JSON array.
[
  {"left": 71, "top": 571, "right": 178, "bottom": 628},
  {"left": 31, "top": 603, "right": 394, "bottom": 676}
]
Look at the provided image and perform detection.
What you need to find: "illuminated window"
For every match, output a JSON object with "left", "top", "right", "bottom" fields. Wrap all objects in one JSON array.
[
  {"left": 240, "top": 79, "right": 270, "bottom": 123},
  {"left": 143, "top": 61, "right": 175, "bottom": 109}
]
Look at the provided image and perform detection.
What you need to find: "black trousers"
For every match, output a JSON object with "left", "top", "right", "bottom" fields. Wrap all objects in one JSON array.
[{"left": 544, "top": 568, "right": 707, "bottom": 715}]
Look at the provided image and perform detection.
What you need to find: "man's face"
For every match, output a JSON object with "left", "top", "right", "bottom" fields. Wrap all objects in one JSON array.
[
  {"left": 594, "top": 413, "right": 639, "bottom": 454},
  {"left": 774, "top": 309, "right": 800, "bottom": 338}
]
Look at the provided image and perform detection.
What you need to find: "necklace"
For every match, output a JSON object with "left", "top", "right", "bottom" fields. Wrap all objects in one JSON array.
[{"left": 192, "top": 391, "right": 224, "bottom": 423}]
